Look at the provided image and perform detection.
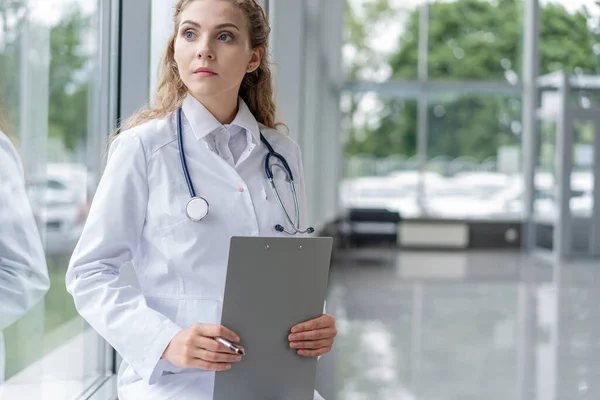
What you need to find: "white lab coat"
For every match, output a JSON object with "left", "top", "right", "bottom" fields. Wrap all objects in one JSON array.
[
  {"left": 0, "top": 132, "right": 50, "bottom": 383},
  {"left": 66, "top": 96, "right": 326, "bottom": 399}
]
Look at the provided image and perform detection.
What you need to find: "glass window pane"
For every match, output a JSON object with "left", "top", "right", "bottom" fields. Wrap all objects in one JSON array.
[
  {"left": 540, "top": 1, "right": 600, "bottom": 75},
  {"left": 341, "top": 92, "right": 420, "bottom": 217},
  {"left": 427, "top": 0, "right": 524, "bottom": 81},
  {"left": 425, "top": 93, "right": 523, "bottom": 220},
  {"left": 0, "top": 0, "right": 109, "bottom": 394},
  {"left": 344, "top": 0, "right": 421, "bottom": 82}
]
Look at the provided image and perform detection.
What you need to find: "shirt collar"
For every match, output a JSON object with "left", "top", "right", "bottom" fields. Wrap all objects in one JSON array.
[{"left": 181, "top": 94, "right": 261, "bottom": 143}]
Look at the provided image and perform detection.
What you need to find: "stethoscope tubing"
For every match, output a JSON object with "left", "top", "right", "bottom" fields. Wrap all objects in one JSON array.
[{"left": 176, "top": 107, "right": 312, "bottom": 234}]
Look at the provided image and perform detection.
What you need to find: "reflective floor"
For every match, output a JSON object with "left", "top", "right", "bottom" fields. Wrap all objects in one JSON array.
[{"left": 317, "top": 248, "right": 599, "bottom": 400}]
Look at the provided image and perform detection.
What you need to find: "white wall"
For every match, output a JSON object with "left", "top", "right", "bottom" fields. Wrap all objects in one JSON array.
[{"left": 270, "top": 0, "right": 344, "bottom": 229}]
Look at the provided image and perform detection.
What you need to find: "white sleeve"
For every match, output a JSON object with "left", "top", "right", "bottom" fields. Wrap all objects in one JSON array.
[
  {"left": 0, "top": 133, "right": 50, "bottom": 330},
  {"left": 65, "top": 133, "right": 182, "bottom": 384}
]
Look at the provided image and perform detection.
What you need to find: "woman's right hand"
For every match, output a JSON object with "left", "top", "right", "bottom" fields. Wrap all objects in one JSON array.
[{"left": 162, "top": 324, "right": 244, "bottom": 371}]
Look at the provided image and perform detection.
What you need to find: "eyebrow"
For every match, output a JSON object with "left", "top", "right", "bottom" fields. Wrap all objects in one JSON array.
[{"left": 179, "top": 20, "right": 240, "bottom": 32}]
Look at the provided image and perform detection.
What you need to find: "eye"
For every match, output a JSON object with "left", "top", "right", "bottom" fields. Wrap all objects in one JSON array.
[
  {"left": 184, "top": 30, "right": 196, "bottom": 40},
  {"left": 218, "top": 33, "right": 233, "bottom": 42}
]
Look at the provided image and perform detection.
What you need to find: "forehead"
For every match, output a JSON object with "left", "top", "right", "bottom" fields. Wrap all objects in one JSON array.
[{"left": 179, "top": 0, "right": 246, "bottom": 27}]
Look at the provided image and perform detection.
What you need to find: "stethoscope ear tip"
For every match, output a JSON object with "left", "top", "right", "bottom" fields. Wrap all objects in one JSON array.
[
  {"left": 275, "top": 224, "right": 285, "bottom": 232},
  {"left": 307, "top": 227, "right": 315, "bottom": 234}
]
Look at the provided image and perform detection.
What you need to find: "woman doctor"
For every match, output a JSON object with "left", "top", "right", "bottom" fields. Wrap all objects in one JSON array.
[
  {"left": 66, "top": 0, "right": 336, "bottom": 399},
  {"left": 0, "top": 123, "right": 50, "bottom": 383}
]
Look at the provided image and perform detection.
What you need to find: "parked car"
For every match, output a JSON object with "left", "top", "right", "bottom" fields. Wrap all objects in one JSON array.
[{"left": 26, "top": 163, "right": 94, "bottom": 257}]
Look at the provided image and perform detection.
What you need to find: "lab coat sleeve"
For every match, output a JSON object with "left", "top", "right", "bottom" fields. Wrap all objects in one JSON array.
[
  {"left": 66, "top": 133, "right": 183, "bottom": 384},
  {"left": 0, "top": 133, "right": 50, "bottom": 330}
]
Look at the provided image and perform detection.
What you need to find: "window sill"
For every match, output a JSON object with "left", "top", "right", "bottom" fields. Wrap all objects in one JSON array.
[{"left": 2, "top": 324, "right": 116, "bottom": 399}]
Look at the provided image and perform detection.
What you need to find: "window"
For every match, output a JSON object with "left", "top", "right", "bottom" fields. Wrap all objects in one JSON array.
[
  {"left": 0, "top": 0, "right": 112, "bottom": 395},
  {"left": 427, "top": 0, "right": 524, "bottom": 81},
  {"left": 425, "top": 93, "right": 523, "bottom": 220},
  {"left": 344, "top": 0, "right": 415, "bottom": 81}
]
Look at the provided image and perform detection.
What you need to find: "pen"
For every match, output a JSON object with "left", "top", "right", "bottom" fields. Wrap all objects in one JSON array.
[{"left": 215, "top": 337, "right": 246, "bottom": 356}]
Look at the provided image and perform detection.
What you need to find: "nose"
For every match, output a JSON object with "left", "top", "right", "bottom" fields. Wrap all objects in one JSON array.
[{"left": 196, "top": 40, "right": 215, "bottom": 60}]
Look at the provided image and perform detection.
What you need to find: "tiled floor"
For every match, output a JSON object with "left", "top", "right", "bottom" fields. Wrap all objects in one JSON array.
[{"left": 317, "top": 248, "right": 600, "bottom": 400}]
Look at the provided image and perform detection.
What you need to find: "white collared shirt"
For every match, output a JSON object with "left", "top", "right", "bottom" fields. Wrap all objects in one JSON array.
[
  {"left": 65, "top": 95, "right": 322, "bottom": 400},
  {"left": 205, "top": 124, "right": 247, "bottom": 167}
]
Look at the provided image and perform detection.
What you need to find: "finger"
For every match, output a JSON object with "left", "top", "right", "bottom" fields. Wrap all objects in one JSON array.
[
  {"left": 194, "top": 324, "right": 240, "bottom": 342},
  {"left": 292, "top": 314, "right": 335, "bottom": 333},
  {"left": 196, "top": 349, "right": 243, "bottom": 363},
  {"left": 289, "top": 328, "right": 337, "bottom": 342},
  {"left": 292, "top": 315, "right": 325, "bottom": 333},
  {"left": 290, "top": 338, "right": 334, "bottom": 350},
  {"left": 187, "top": 358, "right": 233, "bottom": 371},
  {"left": 195, "top": 337, "right": 245, "bottom": 354},
  {"left": 297, "top": 346, "right": 332, "bottom": 357}
]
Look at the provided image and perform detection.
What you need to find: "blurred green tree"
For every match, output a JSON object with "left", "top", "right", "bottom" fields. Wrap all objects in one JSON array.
[
  {"left": 0, "top": 1, "right": 91, "bottom": 150},
  {"left": 47, "top": 8, "right": 91, "bottom": 150},
  {"left": 343, "top": 0, "right": 399, "bottom": 146},
  {"left": 345, "top": 0, "right": 600, "bottom": 162}
]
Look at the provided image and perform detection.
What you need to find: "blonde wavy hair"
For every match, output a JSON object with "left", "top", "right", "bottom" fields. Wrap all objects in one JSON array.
[{"left": 119, "top": 0, "right": 280, "bottom": 134}]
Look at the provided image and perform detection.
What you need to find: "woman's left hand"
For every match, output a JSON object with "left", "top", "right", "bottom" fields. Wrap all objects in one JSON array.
[{"left": 288, "top": 314, "right": 337, "bottom": 357}]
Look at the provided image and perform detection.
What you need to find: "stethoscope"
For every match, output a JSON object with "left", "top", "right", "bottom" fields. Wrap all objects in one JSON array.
[{"left": 177, "top": 107, "right": 314, "bottom": 235}]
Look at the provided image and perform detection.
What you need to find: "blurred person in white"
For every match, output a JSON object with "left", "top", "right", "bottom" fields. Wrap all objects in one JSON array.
[
  {"left": 66, "top": 0, "right": 336, "bottom": 399},
  {"left": 0, "top": 116, "right": 51, "bottom": 384}
]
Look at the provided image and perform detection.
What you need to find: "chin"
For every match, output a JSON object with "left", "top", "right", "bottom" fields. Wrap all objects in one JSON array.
[{"left": 186, "top": 84, "right": 223, "bottom": 98}]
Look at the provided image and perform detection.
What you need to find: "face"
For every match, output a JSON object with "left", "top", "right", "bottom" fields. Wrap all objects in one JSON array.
[{"left": 174, "top": 0, "right": 262, "bottom": 101}]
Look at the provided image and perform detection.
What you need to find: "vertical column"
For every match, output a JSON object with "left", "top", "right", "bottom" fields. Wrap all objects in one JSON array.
[
  {"left": 269, "top": 0, "right": 343, "bottom": 229},
  {"left": 114, "top": 0, "right": 152, "bottom": 373},
  {"left": 119, "top": 0, "right": 151, "bottom": 120},
  {"left": 301, "top": 0, "right": 321, "bottom": 226},
  {"left": 87, "top": 0, "right": 119, "bottom": 181},
  {"left": 150, "top": 0, "right": 178, "bottom": 98},
  {"left": 519, "top": 0, "right": 540, "bottom": 394},
  {"left": 591, "top": 114, "right": 600, "bottom": 256},
  {"left": 554, "top": 73, "right": 572, "bottom": 260},
  {"left": 318, "top": 0, "right": 344, "bottom": 226},
  {"left": 417, "top": 4, "right": 429, "bottom": 215},
  {"left": 521, "top": 0, "right": 540, "bottom": 251},
  {"left": 269, "top": 0, "right": 305, "bottom": 144}
]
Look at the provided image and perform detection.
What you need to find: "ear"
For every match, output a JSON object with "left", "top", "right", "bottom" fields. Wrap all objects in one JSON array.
[{"left": 247, "top": 47, "right": 264, "bottom": 73}]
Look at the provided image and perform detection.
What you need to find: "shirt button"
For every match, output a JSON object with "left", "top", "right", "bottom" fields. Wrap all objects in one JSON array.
[{"left": 238, "top": 187, "right": 245, "bottom": 192}]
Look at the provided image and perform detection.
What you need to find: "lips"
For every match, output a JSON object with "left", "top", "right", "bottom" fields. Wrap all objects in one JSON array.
[{"left": 194, "top": 67, "right": 217, "bottom": 76}]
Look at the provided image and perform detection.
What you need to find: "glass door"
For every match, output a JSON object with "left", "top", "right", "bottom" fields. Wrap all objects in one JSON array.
[{"left": 568, "top": 110, "right": 600, "bottom": 257}]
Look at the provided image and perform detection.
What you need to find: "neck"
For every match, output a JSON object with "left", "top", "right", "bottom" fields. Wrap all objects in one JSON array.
[{"left": 190, "top": 92, "right": 238, "bottom": 124}]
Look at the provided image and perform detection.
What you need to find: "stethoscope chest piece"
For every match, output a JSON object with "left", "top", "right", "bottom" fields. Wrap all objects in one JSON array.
[{"left": 185, "top": 196, "right": 209, "bottom": 221}]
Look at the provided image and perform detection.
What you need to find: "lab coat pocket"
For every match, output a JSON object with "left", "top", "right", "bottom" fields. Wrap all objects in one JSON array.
[{"left": 175, "top": 298, "right": 222, "bottom": 329}]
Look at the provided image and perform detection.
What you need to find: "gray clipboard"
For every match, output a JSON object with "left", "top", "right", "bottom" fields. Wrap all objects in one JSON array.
[{"left": 213, "top": 236, "right": 333, "bottom": 400}]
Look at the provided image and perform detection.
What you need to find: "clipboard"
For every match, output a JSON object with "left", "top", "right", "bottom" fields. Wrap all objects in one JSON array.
[{"left": 213, "top": 236, "right": 333, "bottom": 400}]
